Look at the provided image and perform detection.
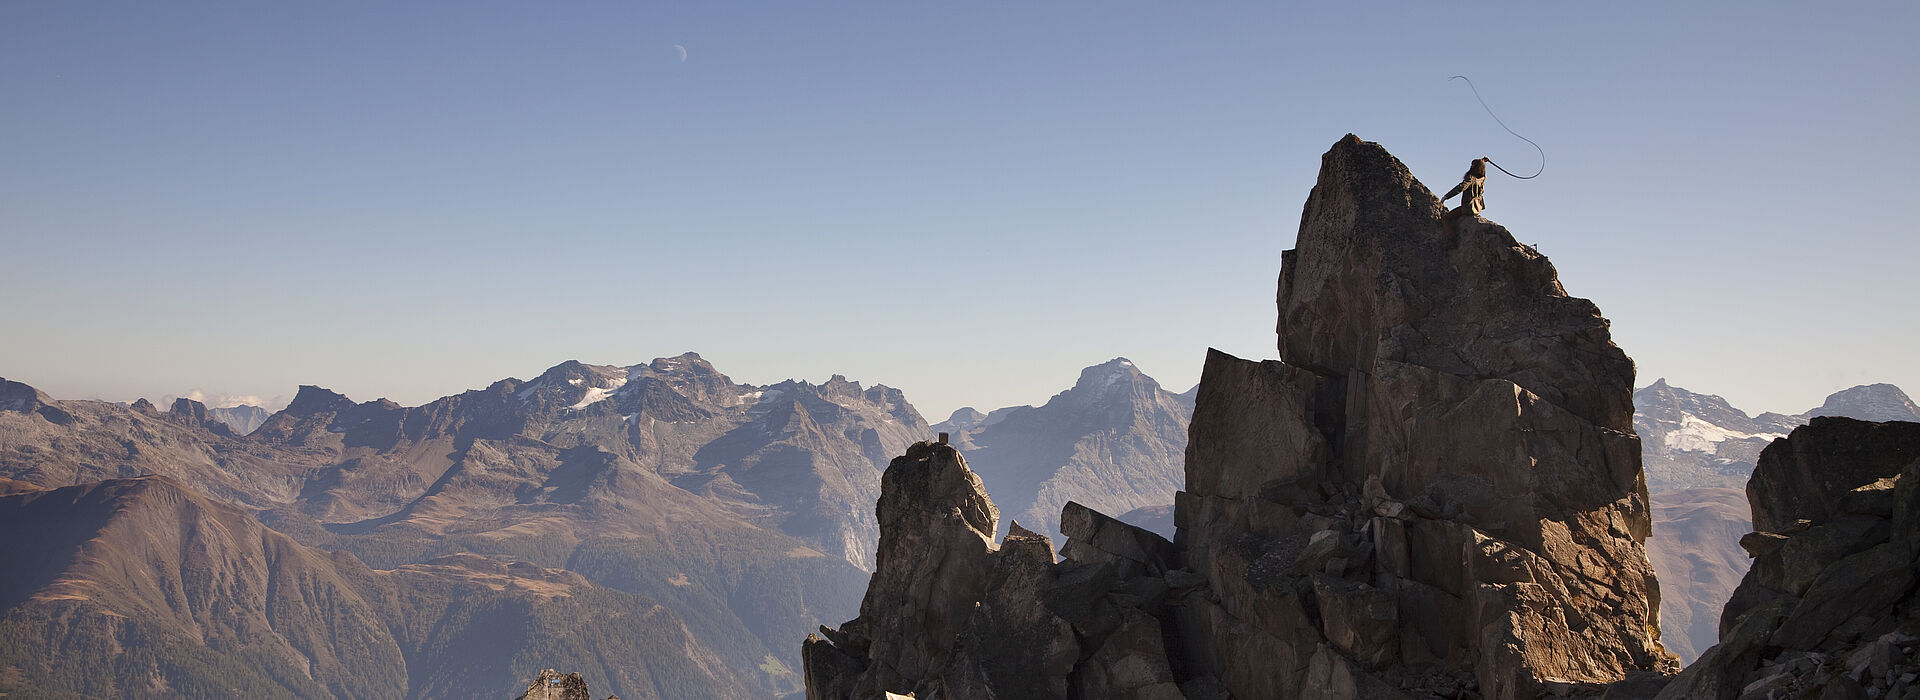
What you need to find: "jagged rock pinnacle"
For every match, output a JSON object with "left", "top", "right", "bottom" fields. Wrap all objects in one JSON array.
[{"left": 805, "top": 135, "right": 1675, "bottom": 700}]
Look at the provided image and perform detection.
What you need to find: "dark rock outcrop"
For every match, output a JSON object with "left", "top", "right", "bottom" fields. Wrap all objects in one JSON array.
[
  {"left": 805, "top": 135, "right": 1676, "bottom": 699},
  {"left": 0, "top": 378, "right": 51, "bottom": 414},
  {"left": 1170, "top": 135, "right": 1675, "bottom": 699},
  {"left": 803, "top": 441, "right": 1184, "bottom": 699},
  {"left": 1655, "top": 418, "right": 1920, "bottom": 700},
  {"left": 165, "top": 397, "right": 237, "bottom": 437},
  {"left": 515, "top": 669, "right": 621, "bottom": 700},
  {"left": 0, "top": 378, "right": 68, "bottom": 425}
]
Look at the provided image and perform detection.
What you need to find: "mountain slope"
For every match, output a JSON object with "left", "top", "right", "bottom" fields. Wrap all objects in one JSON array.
[
  {"left": 1643, "top": 487, "right": 1752, "bottom": 665},
  {"left": 1634, "top": 379, "right": 1797, "bottom": 492},
  {"left": 0, "top": 355, "right": 920, "bottom": 698},
  {"left": 932, "top": 358, "right": 1191, "bottom": 539},
  {"left": 0, "top": 476, "right": 405, "bottom": 699},
  {"left": 0, "top": 476, "right": 755, "bottom": 699}
]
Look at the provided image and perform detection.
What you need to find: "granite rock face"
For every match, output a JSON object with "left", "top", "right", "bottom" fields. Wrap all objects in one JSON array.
[
  {"left": 1655, "top": 418, "right": 1920, "bottom": 700},
  {"left": 805, "top": 135, "right": 1677, "bottom": 699},
  {"left": 1177, "top": 135, "right": 1673, "bottom": 699},
  {"left": 803, "top": 441, "right": 1183, "bottom": 699}
]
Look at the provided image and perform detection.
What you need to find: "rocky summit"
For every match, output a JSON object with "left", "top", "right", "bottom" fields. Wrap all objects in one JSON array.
[{"left": 803, "top": 135, "right": 1678, "bottom": 699}]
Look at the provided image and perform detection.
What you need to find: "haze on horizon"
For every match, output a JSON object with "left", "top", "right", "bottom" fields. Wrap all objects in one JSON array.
[{"left": 3, "top": 2, "right": 1915, "bottom": 421}]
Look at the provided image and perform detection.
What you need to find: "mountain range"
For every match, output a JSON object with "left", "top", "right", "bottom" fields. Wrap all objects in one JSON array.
[
  {"left": 0, "top": 355, "right": 928, "bottom": 699},
  {"left": 1635, "top": 379, "right": 1920, "bottom": 492},
  {"left": 3, "top": 353, "right": 1912, "bottom": 695}
]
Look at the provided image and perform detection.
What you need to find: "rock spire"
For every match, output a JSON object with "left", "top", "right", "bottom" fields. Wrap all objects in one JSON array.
[{"left": 804, "top": 134, "right": 1677, "bottom": 699}]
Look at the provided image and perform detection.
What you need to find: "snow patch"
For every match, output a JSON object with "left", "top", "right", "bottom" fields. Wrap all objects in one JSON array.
[
  {"left": 569, "top": 377, "right": 626, "bottom": 410},
  {"left": 1663, "top": 413, "right": 1787, "bottom": 453}
]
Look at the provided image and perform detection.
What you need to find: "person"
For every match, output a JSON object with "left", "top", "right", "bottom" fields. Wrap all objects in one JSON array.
[{"left": 1442, "top": 157, "right": 1489, "bottom": 231}]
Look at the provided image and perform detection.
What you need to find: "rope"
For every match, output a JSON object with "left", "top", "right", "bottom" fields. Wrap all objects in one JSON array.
[{"left": 1448, "top": 75, "right": 1544, "bottom": 179}]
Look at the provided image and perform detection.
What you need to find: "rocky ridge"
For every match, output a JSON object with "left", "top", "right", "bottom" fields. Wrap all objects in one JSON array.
[
  {"left": 1654, "top": 417, "right": 1920, "bottom": 699},
  {"left": 803, "top": 135, "right": 1677, "bottom": 699}
]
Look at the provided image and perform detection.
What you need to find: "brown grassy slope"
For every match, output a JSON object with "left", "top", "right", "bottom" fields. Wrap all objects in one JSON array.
[{"left": 1646, "top": 486, "right": 1752, "bottom": 664}]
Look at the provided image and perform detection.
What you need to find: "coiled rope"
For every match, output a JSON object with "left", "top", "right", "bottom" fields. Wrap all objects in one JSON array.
[{"left": 1449, "top": 75, "right": 1544, "bottom": 179}]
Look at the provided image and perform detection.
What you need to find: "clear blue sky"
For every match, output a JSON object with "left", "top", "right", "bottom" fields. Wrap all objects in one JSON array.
[{"left": 3, "top": 2, "right": 1915, "bottom": 420}]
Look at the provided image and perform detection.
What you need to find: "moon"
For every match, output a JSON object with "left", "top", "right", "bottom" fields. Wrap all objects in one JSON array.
[{"left": 673, "top": 44, "right": 687, "bottom": 62}]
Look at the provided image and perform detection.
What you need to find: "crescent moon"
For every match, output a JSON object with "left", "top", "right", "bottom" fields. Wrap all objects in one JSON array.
[{"left": 674, "top": 44, "right": 687, "bottom": 62}]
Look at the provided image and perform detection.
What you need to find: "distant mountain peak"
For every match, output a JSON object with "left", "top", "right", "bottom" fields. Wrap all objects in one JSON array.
[
  {"left": 646, "top": 351, "right": 713, "bottom": 374},
  {"left": 1070, "top": 357, "right": 1150, "bottom": 392},
  {"left": 0, "top": 378, "right": 52, "bottom": 413},
  {"left": 285, "top": 385, "right": 355, "bottom": 416},
  {"left": 1807, "top": 383, "right": 1920, "bottom": 423}
]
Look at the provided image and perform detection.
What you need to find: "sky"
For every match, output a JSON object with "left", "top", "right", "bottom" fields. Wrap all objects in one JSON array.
[{"left": 2, "top": 2, "right": 1915, "bottom": 421}]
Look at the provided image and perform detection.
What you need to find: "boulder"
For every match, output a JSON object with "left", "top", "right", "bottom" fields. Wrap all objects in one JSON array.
[
  {"left": 1746, "top": 418, "right": 1920, "bottom": 534},
  {"left": 514, "top": 669, "right": 593, "bottom": 700},
  {"left": 1060, "top": 500, "right": 1178, "bottom": 579}
]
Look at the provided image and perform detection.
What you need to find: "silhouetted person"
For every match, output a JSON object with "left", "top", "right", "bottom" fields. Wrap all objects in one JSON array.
[{"left": 1442, "top": 157, "right": 1488, "bottom": 232}]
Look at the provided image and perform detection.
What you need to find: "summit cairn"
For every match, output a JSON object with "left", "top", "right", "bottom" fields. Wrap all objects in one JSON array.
[{"left": 804, "top": 135, "right": 1678, "bottom": 699}]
